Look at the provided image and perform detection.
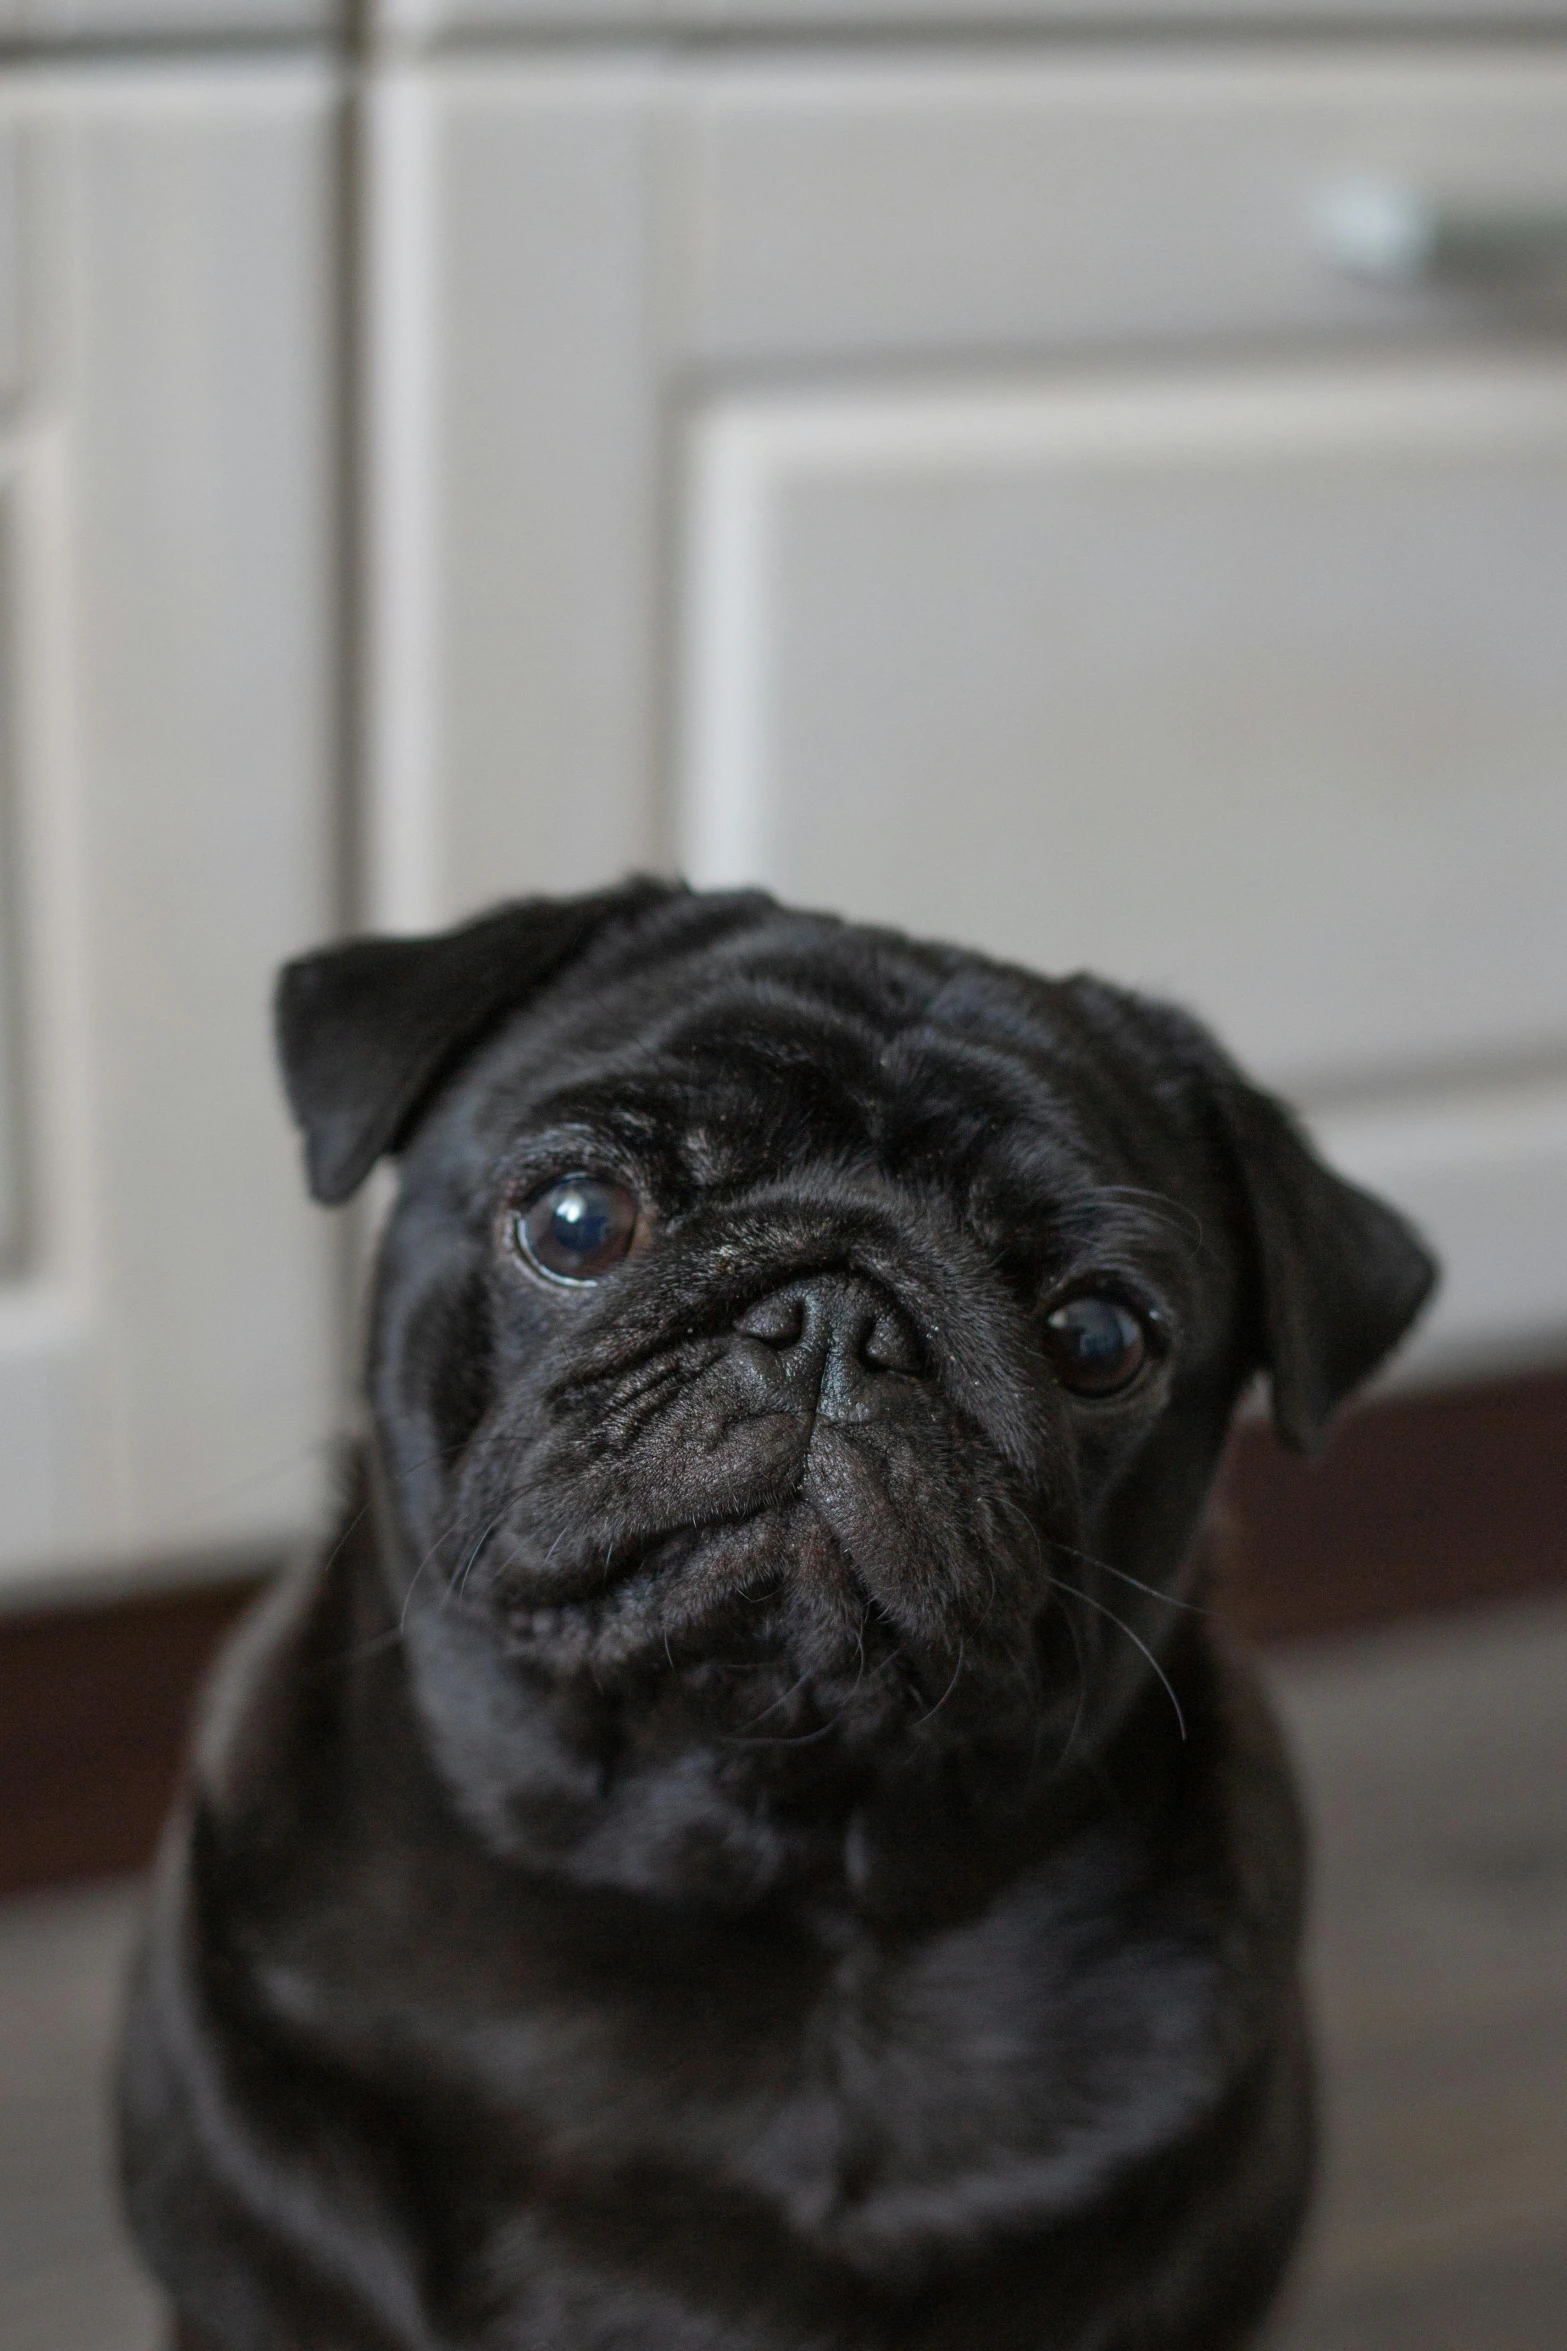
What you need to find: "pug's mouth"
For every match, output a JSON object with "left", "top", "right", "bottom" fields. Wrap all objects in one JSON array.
[
  {"left": 484, "top": 1496, "right": 877, "bottom": 1649},
  {"left": 458, "top": 1466, "right": 1050, "bottom": 1740},
  {"left": 483, "top": 1544, "right": 976, "bottom": 1761}
]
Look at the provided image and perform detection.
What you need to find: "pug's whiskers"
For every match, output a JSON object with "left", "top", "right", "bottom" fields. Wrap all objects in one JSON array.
[
  {"left": 1050, "top": 1578, "right": 1188, "bottom": 1743},
  {"left": 911, "top": 1636, "right": 966, "bottom": 1729},
  {"left": 1051, "top": 1535, "right": 1208, "bottom": 1617},
  {"left": 1053, "top": 1595, "right": 1090, "bottom": 1777}
]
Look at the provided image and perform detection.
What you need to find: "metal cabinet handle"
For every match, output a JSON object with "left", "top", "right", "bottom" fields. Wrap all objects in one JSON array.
[{"left": 1315, "top": 179, "right": 1567, "bottom": 285}]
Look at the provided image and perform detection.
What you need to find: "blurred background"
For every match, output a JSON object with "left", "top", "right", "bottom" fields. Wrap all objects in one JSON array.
[{"left": 1, "top": 7, "right": 1566, "bottom": 2347}]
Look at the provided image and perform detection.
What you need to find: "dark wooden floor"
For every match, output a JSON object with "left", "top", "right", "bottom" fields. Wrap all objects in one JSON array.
[
  {"left": 2, "top": 1594, "right": 1564, "bottom": 2351},
  {"left": 1265, "top": 1595, "right": 1567, "bottom": 2350}
]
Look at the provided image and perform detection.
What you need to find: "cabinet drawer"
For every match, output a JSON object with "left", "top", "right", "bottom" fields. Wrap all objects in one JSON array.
[{"left": 677, "top": 52, "right": 1567, "bottom": 366}]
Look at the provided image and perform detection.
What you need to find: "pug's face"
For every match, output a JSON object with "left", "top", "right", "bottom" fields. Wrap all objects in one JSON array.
[{"left": 279, "top": 885, "right": 1432, "bottom": 1893}]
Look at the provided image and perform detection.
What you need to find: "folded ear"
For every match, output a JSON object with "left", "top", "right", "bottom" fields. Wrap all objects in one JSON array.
[
  {"left": 275, "top": 879, "right": 679, "bottom": 1204},
  {"left": 1216, "top": 1078, "right": 1437, "bottom": 1454}
]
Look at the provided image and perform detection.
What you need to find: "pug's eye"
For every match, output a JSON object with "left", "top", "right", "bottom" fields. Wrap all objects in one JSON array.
[
  {"left": 1044, "top": 1295, "right": 1149, "bottom": 1398},
  {"left": 514, "top": 1176, "right": 639, "bottom": 1286}
]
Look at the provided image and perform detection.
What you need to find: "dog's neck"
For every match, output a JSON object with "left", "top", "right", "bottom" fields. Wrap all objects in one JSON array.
[{"left": 363, "top": 1460, "right": 1201, "bottom": 1933}]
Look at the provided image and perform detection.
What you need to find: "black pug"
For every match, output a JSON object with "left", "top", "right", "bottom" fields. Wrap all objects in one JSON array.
[{"left": 120, "top": 879, "right": 1435, "bottom": 2351}]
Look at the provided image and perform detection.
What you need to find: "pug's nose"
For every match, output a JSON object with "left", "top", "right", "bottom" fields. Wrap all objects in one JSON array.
[{"left": 732, "top": 1275, "right": 924, "bottom": 1422}]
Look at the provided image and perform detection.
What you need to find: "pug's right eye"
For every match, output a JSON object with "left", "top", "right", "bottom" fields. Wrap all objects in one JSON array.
[
  {"left": 1043, "top": 1294, "right": 1150, "bottom": 1397},
  {"left": 512, "top": 1176, "right": 640, "bottom": 1286}
]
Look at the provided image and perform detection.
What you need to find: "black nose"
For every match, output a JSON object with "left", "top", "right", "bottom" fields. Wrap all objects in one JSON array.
[{"left": 731, "top": 1274, "right": 925, "bottom": 1423}]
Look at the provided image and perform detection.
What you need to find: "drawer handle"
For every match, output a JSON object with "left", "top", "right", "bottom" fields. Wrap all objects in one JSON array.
[{"left": 1314, "top": 179, "right": 1567, "bottom": 285}]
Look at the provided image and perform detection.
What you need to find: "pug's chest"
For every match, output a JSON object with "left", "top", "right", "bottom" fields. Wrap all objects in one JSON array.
[{"left": 422, "top": 1891, "right": 1232, "bottom": 2273}]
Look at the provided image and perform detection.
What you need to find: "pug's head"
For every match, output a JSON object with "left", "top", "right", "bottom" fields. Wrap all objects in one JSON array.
[{"left": 277, "top": 882, "right": 1433, "bottom": 1907}]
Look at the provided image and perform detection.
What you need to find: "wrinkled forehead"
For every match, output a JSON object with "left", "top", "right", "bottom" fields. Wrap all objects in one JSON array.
[{"left": 459, "top": 924, "right": 1187, "bottom": 1213}]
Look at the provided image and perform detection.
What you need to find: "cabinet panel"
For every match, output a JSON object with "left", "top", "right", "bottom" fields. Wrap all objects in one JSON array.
[
  {"left": 0, "top": 68, "right": 342, "bottom": 1593},
  {"left": 678, "top": 360, "right": 1567, "bottom": 1095},
  {"left": 376, "top": 2, "right": 1567, "bottom": 48},
  {"left": 678, "top": 53, "right": 1567, "bottom": 366},
  {"left": 366, "top": 67, "right": 662, "bottom": 929}
]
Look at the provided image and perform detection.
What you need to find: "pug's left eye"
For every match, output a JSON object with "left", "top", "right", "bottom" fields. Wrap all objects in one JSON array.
[
  {"left": 513, "top": 1176, "right": 639, "bottom": 1285},
  {"left": 1043, "top": 1295, "right": 1150, "bottom": 1398}
]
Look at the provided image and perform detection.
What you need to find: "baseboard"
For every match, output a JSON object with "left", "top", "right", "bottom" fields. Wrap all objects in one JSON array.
[
  {"left": 3, "top": 1367, "right": 1564, "bottom": 1898},
  {"left": 1214, "top": 1365, "right": 1567, "bottom": 1644},
  {"left": 0, "top": 1571, "right": 268, "bottom": 1898}
]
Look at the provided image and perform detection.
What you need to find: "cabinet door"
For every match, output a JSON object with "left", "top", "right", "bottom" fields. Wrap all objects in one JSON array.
[
  {"left": 379, "top": 53, "right": 1567, "bottom": 1381},
  {"left": 0, "top": 68, "right": 342, "bottom": 1594},
  {"left": 680, "top": 360, "right": 1567, "bottom": 1099}
]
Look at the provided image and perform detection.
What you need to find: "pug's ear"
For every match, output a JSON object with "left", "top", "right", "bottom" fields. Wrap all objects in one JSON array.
[
  {"left": 1216, "top": 1079, "right": 1437, "bottom": 1455},
  {"left": 275, "top": 879, "right": 679, "bottom": 1204}
]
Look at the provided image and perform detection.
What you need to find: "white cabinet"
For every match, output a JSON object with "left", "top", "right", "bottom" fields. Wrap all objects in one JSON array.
[
  {"left": 0, "top": 0, "right": 335, "bottom": 39},
  {"left": 4, "top": 29, "right": 1565, "bottom": 1591},
  {"left": 373, "top": 49, "right": 1567, "bottom": 1381},
  {"left": 0, "top": 67, "right": 343, "bottom": 1592}
]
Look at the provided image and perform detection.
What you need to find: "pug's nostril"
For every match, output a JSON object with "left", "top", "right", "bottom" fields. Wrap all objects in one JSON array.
[
  {"left": 735, "top": 1291, "right": 807, "bottom": 1350},
  {"left": 860, "top": 1305, "right": 923, "bottom": 1378}
]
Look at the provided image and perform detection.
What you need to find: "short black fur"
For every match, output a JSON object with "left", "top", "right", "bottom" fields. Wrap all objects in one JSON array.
[{"left": 120, "top": 882, "right": 1435, "bottom": 2350}]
